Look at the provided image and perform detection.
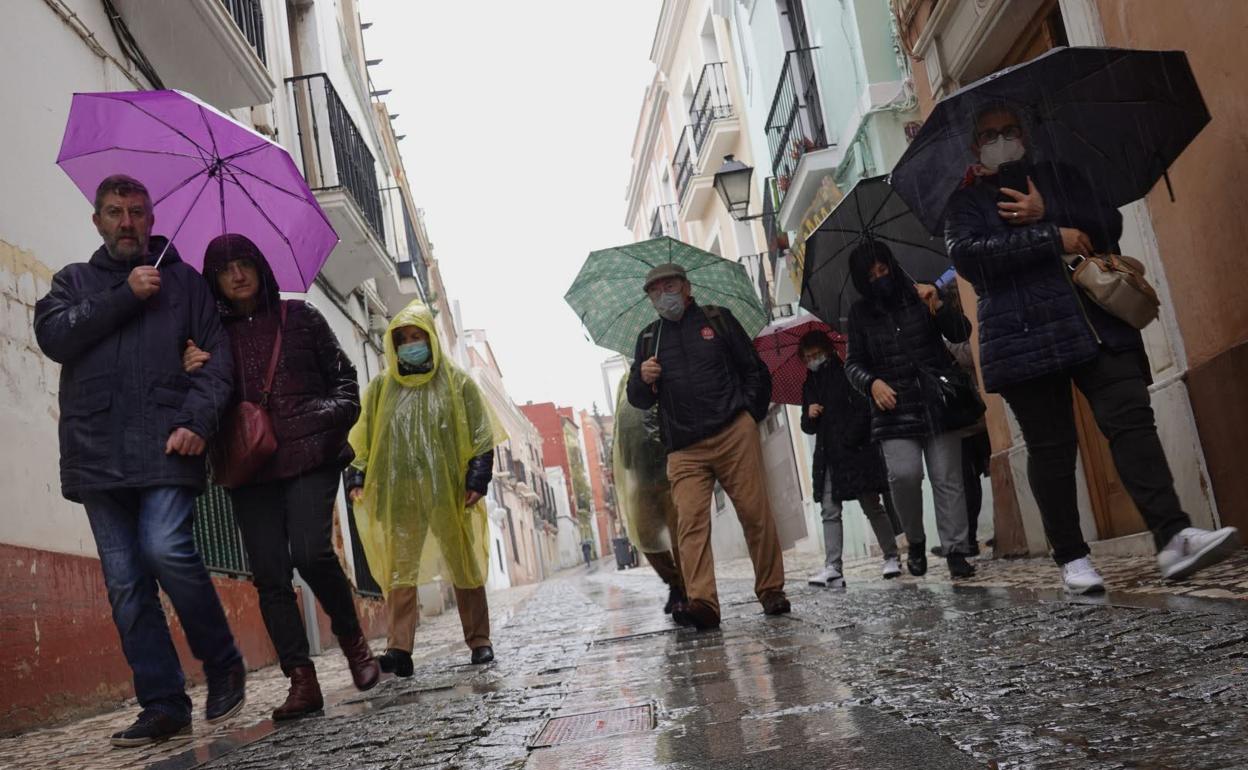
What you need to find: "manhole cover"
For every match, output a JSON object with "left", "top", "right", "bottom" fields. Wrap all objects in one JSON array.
[{"left": 530, "top": 704, "right": 655, "bottom": 748}]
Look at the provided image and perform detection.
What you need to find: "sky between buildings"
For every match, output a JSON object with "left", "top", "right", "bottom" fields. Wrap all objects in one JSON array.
[{"left": 362, "top": 0, "right": 662, "bottom": 415}]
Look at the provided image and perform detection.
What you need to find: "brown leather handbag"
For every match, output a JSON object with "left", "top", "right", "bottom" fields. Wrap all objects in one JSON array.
[
  {"left": 1063, "top": 252, "right": 1161, "bottom": 330},
  {"left": 211, "top": 302, "right": 286, "bottom": 489}
]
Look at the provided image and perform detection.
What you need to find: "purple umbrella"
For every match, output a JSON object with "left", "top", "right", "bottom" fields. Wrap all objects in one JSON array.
[{"left": 56, "top": 90, "right": 337, "bottom": 292}]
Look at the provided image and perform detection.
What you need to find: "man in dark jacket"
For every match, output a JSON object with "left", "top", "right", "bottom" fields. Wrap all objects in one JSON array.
[
  {"left": 798, "top": 331, "right": 899, "bottom": 586},
  {"left": 33, "top": 175, "right": 244, "bottom": 747},
  {"left": 945, "top": 104, "right": 1238, "bottom": 593},
  {"left": 627, "top": 264, "right": 788, "bottom": 629}
]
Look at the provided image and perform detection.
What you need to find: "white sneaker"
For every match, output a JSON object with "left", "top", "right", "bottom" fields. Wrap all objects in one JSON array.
[
  {"left": 809, "top": 566, "right": 845, "bottom": 588},
  {"left": 1061, "top": 557, "right": 1106, "bottom": 595},
  {"left": 1157, "top": 527, "right": 1240, "bottom": 580},
  {"left": 882, "top": 557, "right": 901, "bottom": 580}
]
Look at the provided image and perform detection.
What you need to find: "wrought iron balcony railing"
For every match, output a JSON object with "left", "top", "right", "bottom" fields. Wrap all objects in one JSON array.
[
  {"left": 286, "top": 73, "right": 385, "bottom": 243},
  {"left": 396, "top": 200, "right": 430, "bottom": 301},
  {"left": 765, "top": 48, "right": 829, "bottom": 201},
  {"left": 222, "top": 0, "right": 266, "bottom": 64},
  {"left": 689, "top": 62, "right": 734, "bottom": 156},
  {"left": 649, "top": 203, "right": 680, "bottom": 239},
  {"left": 673, "top": 126, "right": 695, "bottom": 202}
]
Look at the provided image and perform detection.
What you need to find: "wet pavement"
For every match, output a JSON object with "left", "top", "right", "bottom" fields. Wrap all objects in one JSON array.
[{"left": 8, "top": 557, "right": 1248, "bottom": 769}]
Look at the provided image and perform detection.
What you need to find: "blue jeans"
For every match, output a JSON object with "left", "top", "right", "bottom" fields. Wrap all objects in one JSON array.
[{"left": 81, "top": 486, "right": 242, "bottom": 719}]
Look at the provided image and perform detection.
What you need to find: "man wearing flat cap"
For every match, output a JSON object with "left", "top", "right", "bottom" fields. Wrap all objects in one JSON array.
[{"left": 626, "top": 263, "right": 788, "bottom": 630}]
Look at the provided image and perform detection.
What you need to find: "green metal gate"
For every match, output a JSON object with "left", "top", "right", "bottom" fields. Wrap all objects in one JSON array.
[{"left": 193, "top": 485, "right": 251, "bottom": 576}]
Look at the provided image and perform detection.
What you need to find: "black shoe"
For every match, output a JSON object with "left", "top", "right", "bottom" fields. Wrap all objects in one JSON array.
[
  {"left": 760, "top": 591, "right": 791, "bottom": 616},
  {"left": 929, "top": 545, "right": 948, "bottom": 557},
  {"left": 907, "top": 543, "right": 928, "bottom": 576},
  {"left": 471, "top": 646, "right": 495, "bottom": 665},
  {"left": 110, "top": 710, "right": 191, "bottom": 747},
  {"left": 378, "top": 648, "right": 414, "bottom": 678},
  {"left": 947, "top": 553, "right": 976, "bottom": 579},
  {"left": 205, "top": 662, "right": 246, "bottom": 724},
  {"left": 686, "top": 600, "right": 721, "bottom": 630},
  {"left": 670, "top": 600, "right": 694, "bottom": 627},
  {"left": 663, "top": 584, "right": 686, "bottom": 615}
]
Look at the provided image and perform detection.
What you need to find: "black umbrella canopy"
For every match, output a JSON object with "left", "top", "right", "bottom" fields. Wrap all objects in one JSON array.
[
  {"left": 799, "top": 175, "right": 950, "bottom": 328},
  {"left": 890, "top": 46, "right": 1211, "bottom": 233}
]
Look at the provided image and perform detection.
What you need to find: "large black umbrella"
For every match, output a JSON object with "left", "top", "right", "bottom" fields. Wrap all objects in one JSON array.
[
  {"left": 890, "top": 46, "right": 1210, "bottom": 233},
  {"left": 799, "top": 175, "right": 950, "bottom": 328}
]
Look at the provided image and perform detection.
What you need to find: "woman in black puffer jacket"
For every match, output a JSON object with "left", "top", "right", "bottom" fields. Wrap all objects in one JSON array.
[
  {"left": 843, "top": 241, "right": 975, "bottom": 579},
  {"left": 189, "top": 234, "right": 379, "bottom": 721}
]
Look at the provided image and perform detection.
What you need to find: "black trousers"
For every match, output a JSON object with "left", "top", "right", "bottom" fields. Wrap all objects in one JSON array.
[
  {"left": 231, "top": 464, "right": 362, "bottom": 673},
  {"left": 962, "top": 431, "right": 991, "bottom": 544},
  {"left": 1000, "top": 348, "right": 1190, "bottom": 565}
]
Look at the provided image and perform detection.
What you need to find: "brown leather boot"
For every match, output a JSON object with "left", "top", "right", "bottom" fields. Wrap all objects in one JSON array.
[
  {"left": 338, "top": 631, "right": 381, "bottom": 691},
  {"left": 272, "top": 665, "right": 323, "bottom": 721}
]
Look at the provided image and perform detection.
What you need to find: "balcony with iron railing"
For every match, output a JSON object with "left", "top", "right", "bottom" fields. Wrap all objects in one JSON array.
[
  {"left": 110, "top": 0, "right": 275, "bottom": 109},
  {"left": 673, "top": 127, "right": 695, "bottom": 203},
  {"left": 287, "top": 73, "right": 391, "bottom": 294},
  {"left": 222, "top": 0, "right": 266, "bottom": 64},
  {"left": 766, "top": 48, "right": 829, "bottom": 205},
  {"left": 649, "top": 203, "right": 680, "bottom": 239},
  {"left": 689, "top": 62, "right": 734, "bottom": 157}
]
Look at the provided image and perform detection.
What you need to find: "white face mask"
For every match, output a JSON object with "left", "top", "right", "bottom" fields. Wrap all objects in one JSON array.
[
  {"left": 652, "top": 291, "right": 686, "bottom": 322},
  {"left": 805, "top": 355, "right": 827, "bottom": 372},
  {"left": 979, "top": 136, "right": 1025, "bottom": 173}
]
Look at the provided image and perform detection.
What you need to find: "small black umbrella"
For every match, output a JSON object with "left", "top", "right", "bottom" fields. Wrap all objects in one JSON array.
[
  {"left": 890, "top": 46, "right": 1210, "bottom": 233},
  {"left": 799, "top": 175, "right": 950, "bottom": 328}
]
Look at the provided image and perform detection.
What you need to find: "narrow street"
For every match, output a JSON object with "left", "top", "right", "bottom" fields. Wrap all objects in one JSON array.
[{"left": 10, "top": 554, "right": 1248, "bottom": 770}]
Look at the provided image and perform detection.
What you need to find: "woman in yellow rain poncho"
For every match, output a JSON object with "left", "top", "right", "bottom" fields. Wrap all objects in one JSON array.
[
  {"left": 345, "top": 301, "right": 504, "bottom": 674},
  {"left": 612, "top": 378, "right": 688, "bottom": 621}
]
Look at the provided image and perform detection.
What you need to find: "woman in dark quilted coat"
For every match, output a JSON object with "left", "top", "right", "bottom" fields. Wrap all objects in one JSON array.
[
  {"left": 945, "top": 104, "right": 1237, "bottom": 594},
  {"left": 187, "top": 234, "right": 379, "bottom": 720},
  {"left": 798, "top": 331, "right": 899, "bottom": 587},
  {"left": 843, "top": 241, "right": 976, "bottom": 580}
]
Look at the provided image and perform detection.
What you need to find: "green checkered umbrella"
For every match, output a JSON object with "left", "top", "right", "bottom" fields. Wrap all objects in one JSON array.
[{"left": 565, "top": 236, "right": 767, "bottom": 357}]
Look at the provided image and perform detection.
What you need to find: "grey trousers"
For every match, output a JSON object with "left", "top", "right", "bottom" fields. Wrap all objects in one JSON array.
[
  {"left": 881, "top": 432, "right": 970, "bottom": 553},
  {"left": 821, "top": 469, "right": 899, "bottom": 572}
]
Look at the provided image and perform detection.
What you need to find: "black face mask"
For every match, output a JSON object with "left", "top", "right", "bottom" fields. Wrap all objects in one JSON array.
[{"left": 870, "top": 275, "right": 895, "bottom": 298}]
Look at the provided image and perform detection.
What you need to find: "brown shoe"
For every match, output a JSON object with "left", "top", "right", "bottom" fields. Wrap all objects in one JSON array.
[
  {"left": 272, "top": 665, "right": 323, "bottom": 721},
  {"left": 760, "top": 591, "right": 791, "bottom": 616},
  {"left": 338, "top": 632, "right": 381, "bottom": 691}
]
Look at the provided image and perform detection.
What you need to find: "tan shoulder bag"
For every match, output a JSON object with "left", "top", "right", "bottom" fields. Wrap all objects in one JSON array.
[{"left": 1062, "top": 253, "right": 1160, "bottom": 330}]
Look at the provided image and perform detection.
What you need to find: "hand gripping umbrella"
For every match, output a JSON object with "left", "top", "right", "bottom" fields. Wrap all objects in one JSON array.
[
  {"left": 565, "top": 236, "right": 767, "bottom": 358},
  {"left": 800, "top": 175, "right": 951, "bottom": 328},
  {"left": 890, "top": 46, "right": 1210, "bottom": 233},
  {"left": 753, "top": 314, "right": 846, "bottom": 406},
  {"left": 57, "top": 90, "right": 338, "bottom": 291}
]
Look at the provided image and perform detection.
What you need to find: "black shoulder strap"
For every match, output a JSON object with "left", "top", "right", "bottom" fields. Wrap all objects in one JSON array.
[{"left": 702, "top": 305, "right": 729, "bottom": 340}]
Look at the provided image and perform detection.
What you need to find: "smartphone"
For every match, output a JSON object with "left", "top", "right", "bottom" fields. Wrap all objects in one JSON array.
[{"left": 997, "top": 160, "right": 1028, "bottom": 199}]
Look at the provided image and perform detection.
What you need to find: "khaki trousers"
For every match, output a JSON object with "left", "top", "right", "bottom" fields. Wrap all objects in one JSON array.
[
  {"left": 386, "top": 585, "right": 492, "bottom": 652},
  {"left": 666, "top": 412, "right": 785, "bottom": 615}
]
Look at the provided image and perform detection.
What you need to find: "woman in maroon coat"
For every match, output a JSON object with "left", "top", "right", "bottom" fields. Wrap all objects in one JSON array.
[{"left": 186, "top": 234, "right": 379, "bottom": 720}]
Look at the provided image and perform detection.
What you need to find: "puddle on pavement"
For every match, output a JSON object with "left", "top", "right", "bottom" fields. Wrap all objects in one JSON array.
[{"left": 144, "top": 720, "right": 277, "bottom": 770}]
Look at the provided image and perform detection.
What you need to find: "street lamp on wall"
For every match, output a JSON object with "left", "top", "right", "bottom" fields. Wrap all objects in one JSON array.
[{"left": 713, "top": 155, "right": 765, "bottom": 221}]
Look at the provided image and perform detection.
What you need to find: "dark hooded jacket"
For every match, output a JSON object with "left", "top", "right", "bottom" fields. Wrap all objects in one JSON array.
[
  {"left": 801, "top": 352, "right": 888, "bottom": 501},
  {"left": 34, "top": 237, "right": 234, "bottom": 501},
  {"left": 202, "top": 234, "right": 359, "bottom": 484},
  {"left": 944, "top": 160, "right": 1142, "bottom": 393},
  {"left": 842, "top": 243, "right": 972, "bottom": 442}
]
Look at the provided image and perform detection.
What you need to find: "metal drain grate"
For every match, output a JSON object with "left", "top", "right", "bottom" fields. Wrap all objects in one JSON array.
[{"left": 530, "top": 704, "right": 655, "bottom": 748}]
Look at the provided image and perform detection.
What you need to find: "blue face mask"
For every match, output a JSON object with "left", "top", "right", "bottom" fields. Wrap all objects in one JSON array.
[
  {"left": 396, "top": 341, "right": 431, "bottom": 367},
  {"left": 871, "top": 275, "right": 895, "bottom": 298}
]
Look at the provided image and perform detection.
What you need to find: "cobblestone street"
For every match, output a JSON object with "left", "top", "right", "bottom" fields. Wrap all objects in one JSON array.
[{"left": 6, "top": 551, "right": 1248, "bottom": 769}]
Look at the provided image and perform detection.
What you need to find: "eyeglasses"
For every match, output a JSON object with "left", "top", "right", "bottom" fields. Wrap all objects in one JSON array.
[{"left": 976, "top": 125, "right": 1023, "bottom": 144}]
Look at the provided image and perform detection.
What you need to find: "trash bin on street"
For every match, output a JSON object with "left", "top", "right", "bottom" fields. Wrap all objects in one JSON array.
[{"left": 612, "top": 537, "right": 632, "bottom": 570}]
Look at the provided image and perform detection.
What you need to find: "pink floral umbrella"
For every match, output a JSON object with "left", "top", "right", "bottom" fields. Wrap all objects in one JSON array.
[
  {"left": 57, "top": 90, "right": 337, "bottom": 291},
  {"left": 753, "top": 315, "right": 846, "bottom": 406}
]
